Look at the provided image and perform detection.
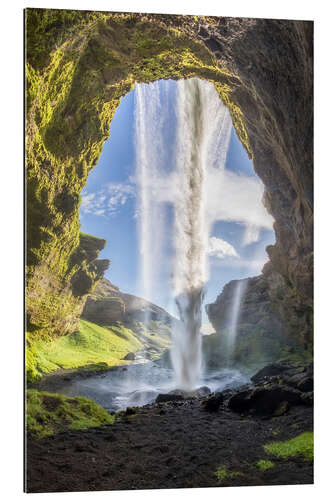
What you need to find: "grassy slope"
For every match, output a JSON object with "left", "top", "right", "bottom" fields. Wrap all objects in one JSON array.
[
  {"left": 26, "top": 318, "right": 172, "bottom": 382},
  {"left": 26, "top": 319, "right": 143, "bottom": 382},
  {"left": 26, "top": 389, "right": 114, "bottom": 439}
]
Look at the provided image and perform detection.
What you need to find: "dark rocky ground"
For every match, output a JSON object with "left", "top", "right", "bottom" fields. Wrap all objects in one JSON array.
[{"left": 26, "top": 362, "right": 313, "bottom": 493}]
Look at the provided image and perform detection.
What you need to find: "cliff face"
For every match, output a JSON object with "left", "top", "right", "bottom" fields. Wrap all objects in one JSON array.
[
  {"left": 81, "top": 278, "right": 177, "bottom": 361},
  {"left": 206, "top": 269, "right": 312, "bottom": 368},
  {"left": 82, "top": 278, "right": 174, "bottom": 327},
  {"left": 25, "top": 10, "right": 313, "bottom": 349}
]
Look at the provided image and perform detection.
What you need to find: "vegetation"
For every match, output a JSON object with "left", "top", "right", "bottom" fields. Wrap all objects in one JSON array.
[
  {"left": 264, "top": 432, "right": 314, "bottom": 462},
  {"left": 215, "top": 466, "right": 242, "bottom": 482},
  {"left": 256, "top": 459, "right": 274, "bottom": 471},
  {"left": 26, "top": 319, "right": 143, "bottom": 382},
  {"left": 26, "top": 389, "right": 114, "bottom": 439}
]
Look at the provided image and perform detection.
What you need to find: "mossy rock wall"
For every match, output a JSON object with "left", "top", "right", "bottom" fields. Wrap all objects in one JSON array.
[{"left": 25, "top": 10, "right": 313, "bottom": 347}]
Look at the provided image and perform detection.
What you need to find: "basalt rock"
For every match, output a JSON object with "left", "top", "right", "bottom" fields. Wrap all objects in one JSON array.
[
  {"left": 228, "top": 384, "right": 303, "bottom": 417},
  {"left": 201, "top": 392, "right": 224, "bottom": 412},
  {"left": 26, "top": 11, "right": 312, "bottom": 351},
  {"left": 206, "top": 268, "right": 313, "bottom": 367}
]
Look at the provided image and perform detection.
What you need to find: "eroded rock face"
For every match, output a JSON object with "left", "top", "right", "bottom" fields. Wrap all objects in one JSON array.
[
  {"left": 25, "top": 11, "right": 313, "bottom": 348},
  {"left": 82, "top": 278, "right": 174, "bottom": 326},
  {"left": 206, "top": 268, "right": 313, "bottom": 366}
]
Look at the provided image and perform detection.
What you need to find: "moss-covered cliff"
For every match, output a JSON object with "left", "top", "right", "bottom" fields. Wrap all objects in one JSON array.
[{"left": 25, "top": 9, "right": 313, "bottom": 352}]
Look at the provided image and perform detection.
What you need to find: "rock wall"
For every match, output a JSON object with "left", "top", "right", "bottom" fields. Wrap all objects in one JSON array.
[
  {"left": 25, "top": 10, "right": 313, "bottom": 348},
  {"left": 82, "top": 278, "right": 174, "bottom": 327},
  {"left": 206, "top": 268, "right": 312, "bottom": 368}
]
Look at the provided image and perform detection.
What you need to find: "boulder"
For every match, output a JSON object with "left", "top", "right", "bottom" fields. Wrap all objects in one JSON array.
[
  {"left": 169, "top": 386, "right": 211, "bottom": 399},
  {"left": 123, "top": 352, "right": 135, "bottom": 361},
  {"left": 155, "top": 393, "right": 185, "bottom": 404},
  {"left": 228, "top": 384, "right": 303, "bottom": 416},
  {"left": 201, "top": 392, "right": 224, "bottom": 412},
  {"left": 251, "top": 363, "right": 294, "bottom": 384}
]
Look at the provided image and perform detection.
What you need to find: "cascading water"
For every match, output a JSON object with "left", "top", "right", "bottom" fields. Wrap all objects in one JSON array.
[
  {"left": 171, "top": 79, "right": 207, "bottom": 391},
  {"left": 225, "top": 279, "right": 248, "bottom": 365},
  {"left": 56, "top": 78, "right": 258, "bottom": 411},
  {"left": 134, "top": 78, "right": 232, "bottom": 390},
  {"left": 134, "top": 81, "right": 168, "bottom": 350}
]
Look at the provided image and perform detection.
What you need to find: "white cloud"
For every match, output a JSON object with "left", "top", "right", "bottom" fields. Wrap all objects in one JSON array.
[
  {"left": 80, "top": 183, "right": 135, "bottom": 218},
  {"left": 207, "top": 236, "right": 239, "bottom": 259},
  {"left": 205, "top": 168, "right": 274, "bottom": 234}
]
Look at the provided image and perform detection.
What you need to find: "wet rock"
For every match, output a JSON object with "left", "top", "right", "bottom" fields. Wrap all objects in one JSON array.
[
  {"left": 283, "top": 372, "right": 313, "bottom": 392},
  {"left": 251, "top": 363, "right": 293, "bottom": 384},
  {"left": 201, "top": 392, "right": 224, "bottom": 412},
  {"left": 301, "top": 391, "right": 313, "bottom": 406},
  {"left": 273, "top": 400, "right": 289, "bottom": 417},
  {"left": 125, "top": 407, "right": 136, "bottom": 416},
  {"left": 168, "top": 386, "right": 211, "bottom": 399},
  {"left": 228, "top": 384, "right": 304, "bottom": 416},
  {"left": 123, "top": 352, "right": 135, "bottom": 361},
  {"left": 155, "top": 393, "right": 185, "bottom": 404},
  {"left": 297, "top": 376, "right": 313, "bottom": 392},
  {"left": 228, "top": 389, "right": 253, "bottom": 413}
]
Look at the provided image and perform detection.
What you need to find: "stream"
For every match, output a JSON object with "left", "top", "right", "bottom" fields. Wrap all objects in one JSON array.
[{"left": 52, "top": 361, "right": 249, "bottom": 413}]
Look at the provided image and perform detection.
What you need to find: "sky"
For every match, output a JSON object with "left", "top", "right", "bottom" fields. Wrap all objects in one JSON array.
[{"left": 79, "top": 80, "right": 275, "bottom": 325}]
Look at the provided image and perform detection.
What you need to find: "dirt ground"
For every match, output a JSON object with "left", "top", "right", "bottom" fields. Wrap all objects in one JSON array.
[{"left": 26, "top": 398, "right": 313, "bottom": 492}]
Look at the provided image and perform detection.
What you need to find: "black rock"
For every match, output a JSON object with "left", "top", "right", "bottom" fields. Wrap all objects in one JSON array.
[
  {"left": 201, "top": 392, "right": 223, "bottom": 412},
  {"left": 155, "top": 393, "right": 185, "bottom": 404},
  {"left": 251, "top": 363, "right": 293, "bottom": 384},
  {"left": 297, "top": 376, "right": 313, "bottom": 392},
  {"left": 125, "top": 407, "right": 136, "bottom": 416},
  {"left": 123, "top": 352, "right": 135, "bottom": 361},
  {"left": 228, "top": 384, "right": 304, "bottom": 416}
]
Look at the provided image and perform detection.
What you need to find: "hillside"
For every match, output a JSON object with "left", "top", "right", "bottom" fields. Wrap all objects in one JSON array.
[{"left": 27, "top": 279, "right": 177, "bottom": 382}]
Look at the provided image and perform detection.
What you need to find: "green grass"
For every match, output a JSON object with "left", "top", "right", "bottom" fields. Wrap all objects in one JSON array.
[
  {"left": 26, "top": 389, "right": 114, "bottom": 439},
  {"left": 264, "top": 432, "right": 314, "bottom": 462},
  {"left": 256, "top": 459, "right": 275, "bottom": 471},
  {"left": 215, "top": 466, "right": 242, "bottom": 482},
  {"left": 26, "top": 319, "right": 143, "bottom": 382}
]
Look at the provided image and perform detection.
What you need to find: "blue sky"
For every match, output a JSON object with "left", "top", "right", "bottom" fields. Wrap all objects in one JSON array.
[{"left": 79, "top": 80, "right": 275, "bottom": 325}]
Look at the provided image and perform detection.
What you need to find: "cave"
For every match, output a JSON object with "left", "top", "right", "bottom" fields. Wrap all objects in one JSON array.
[
  {"left": 24, "top": 8, "right": 314, "bottom": 492},
  {"left": 25, "top": 10, "right": 313, "bottom": 357}
]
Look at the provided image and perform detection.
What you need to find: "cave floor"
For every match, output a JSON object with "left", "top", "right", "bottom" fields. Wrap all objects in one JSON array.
[{"left": 26, "top": 401, "right": 313, "bottom": 492}]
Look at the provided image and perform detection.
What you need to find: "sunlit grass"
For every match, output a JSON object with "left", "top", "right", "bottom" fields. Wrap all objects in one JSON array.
[
  {"left": 26, "top": 389, "right": 114, "bottom": 439},
  {"left": 215, "top": 466, "right": 242, "bottom": 482},
  {"left": 264, "top": 432, "right": 314, "bottom": 462},
  {"left": 26, "top": 319, "right": 143, "bottom": 381},
  {"left": 256, "top": 459, "right": 274, "bottom": 471}
]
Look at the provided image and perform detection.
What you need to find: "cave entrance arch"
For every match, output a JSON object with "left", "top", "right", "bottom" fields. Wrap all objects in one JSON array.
[{"left": 26, "top": 10, "right": 313, "bottom": 351}]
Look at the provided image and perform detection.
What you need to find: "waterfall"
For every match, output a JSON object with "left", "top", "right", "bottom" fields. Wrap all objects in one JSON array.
[
  {"left": 134, "top": 78, "right": 232, "bottom": 387},
  {"left": 226, "top": 279, "right": 248, "bottom": 365},
  {"left": 134, "top": 82, "right": 167, "bottom": 333},
  {"left": 171, "top": 79, "right": 232, "bottom": 390}
]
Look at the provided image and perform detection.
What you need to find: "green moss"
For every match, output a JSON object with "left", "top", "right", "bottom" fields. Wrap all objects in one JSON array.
[
  {"left": 25, "top": 10, "right": 251, "bottom": 342},
  {"left": 264, "top": 432, "right": 314, "bottom": 462},
  {"left": 256, "top": 459, "right": 275, "bottom": 471},
  {"left": 215, "top": 466, "right": 243, "bottom": 482},
  {"left": 26, "top": 389, "right": 114, "bottom": 439},
  {"left": 26, "top": 319, "right": 143, "bottom": 382}
]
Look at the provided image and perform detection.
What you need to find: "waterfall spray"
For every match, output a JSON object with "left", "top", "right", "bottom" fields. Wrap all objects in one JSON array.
[
  {"left": 171, "top": 79, "right": 232, "bottom": 390},
  {"left": 134, "top": 82, "right": 167, "bottom": 333},
  {"left": 134, "top": 78, "right": 232, "bottom": 387},
  {"left": 226, "top": 279, "right": 248, "bottom": 365},
  {"left": 171, "top": 79, "right": 207, "bottom": 390}
]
